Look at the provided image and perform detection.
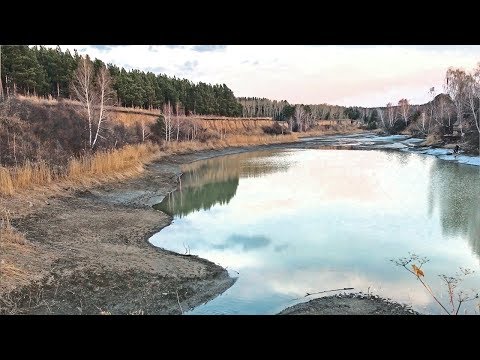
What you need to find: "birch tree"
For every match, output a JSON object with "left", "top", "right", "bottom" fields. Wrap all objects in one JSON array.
[
  {"left": 175, "top": 102, "right": 185, "bottom": 141},
  {"left": 377, "top": 108, "right": 386, "bottom": 129},
  {"left": 445, "top": 67, "right": 468, "bottom": 137},
  {"left": 71, "top": 56, "right": 94, "bottom": 148},
  {"left": 72, "top": 57, "right": 115, "bottom": 150},
  {"left": 386, "top": 103, "right": 396, "bottom": 128},
  {"left": 294, "top": 105, "right": 306, "bottom": 132},
  {"left": 398, "top": 99, "right": 410, "bottom": 126},
  {"left": 465, "top": 66, "right": 480, "bottom": 155},
  {"left": 92, "top": 65, "right": 115, "bottom": 149},
  {"left": 162, "top": 102, "right": 174, "bottom": 142},
  {"left": 428, "top": 87, "right": 440, "bottom": 128}
]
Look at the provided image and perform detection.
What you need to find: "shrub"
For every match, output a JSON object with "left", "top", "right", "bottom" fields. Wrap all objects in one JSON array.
[{"left": 262, "top": 122, "right": 287, "bottom": 135}]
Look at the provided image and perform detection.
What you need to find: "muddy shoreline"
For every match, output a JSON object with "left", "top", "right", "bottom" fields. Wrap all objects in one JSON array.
[
  {"left": 3, "top": 134, "right": 473, "bottom": 314},
  {"left": 1, "top": 142, "right": 303, "bottom": 315},
  {"left": 278, "top": 293, "right": 419, "bottom": 315}
]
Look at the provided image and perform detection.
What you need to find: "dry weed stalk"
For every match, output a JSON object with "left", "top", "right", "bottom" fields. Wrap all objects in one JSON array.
[{"left": 391, "top": 253, "right": 479, "bottom": 315}]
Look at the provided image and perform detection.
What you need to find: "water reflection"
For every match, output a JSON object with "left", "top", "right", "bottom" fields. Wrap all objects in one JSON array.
[
  {"left": 213, "top": 234, "right": 271, "bottom": 251},
  {"left": 428, "top": 161, "right": 480, "bottom": 257},
  {"left": 153, "top": 150, "right": 293, "bottom": 217},
  {"left": 150, "top": 149, "right": 480, "bottom": 315}
]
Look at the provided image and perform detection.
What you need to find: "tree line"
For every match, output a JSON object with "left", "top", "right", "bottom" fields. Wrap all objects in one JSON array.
[
  {"left": 345, "top": 64, "right": 480, "bottom": 154},
  {"left": 0, "top": 45, "right": 242, "bottom": 117},
  {"left": 237, "top": 97, "right": 347, "bottom": 121}
]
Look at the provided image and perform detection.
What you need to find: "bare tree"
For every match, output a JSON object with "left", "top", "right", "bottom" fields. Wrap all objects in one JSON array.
[
  {"left": 175, "top": 102, "right": 185, "bottom": 141},
  {"left": 71, "top": 56, "right": 94, "bottom": 149},
  {"left": 464, "top": 65, "right": 480, "bottom": 155},
  {"left": 71, "top": 57, "right": 115, "bottom": 150},
  {"left": 162, "top": 102, "right": 174, "bottom": 142},
  {"left": 398, "top": 99, "right": 410, "bottom": 126},
  {"left": 140, "top": 120, "right": 150, "bottom": 142},
  {"left": 445, "top": 67, "right": 468, "bottom": 137},
  {"left": 377, "top": 108, "right": 386, "bottom": 129},
  {"left": 92, "top": 65, "right": 115, "bottom": 149},
  {"left": 294, "top": 105, "right": 306, "bottom": 132},
  {"left": 386, "top": 103, "right": 396, "bottom": 129},
  {"left": 428, "top": 87, "right": 439, "bottom": 129}
]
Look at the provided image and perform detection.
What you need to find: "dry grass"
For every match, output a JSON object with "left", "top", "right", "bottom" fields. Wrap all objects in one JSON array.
[
  {"left": 0, "top": 132, "right": 296, "bottom": 197},
  {"left": 161, "top": 133, "right": 298, "bottom": 155},
  {"left": 110, "top": 112, "right": 158, "bottom": 128},
  {"left": 0, "top": 211, "right": 26, "bottom": 246},
  {"left": 0, "top": 162, "right": 54, "bottom": 196},
  {"left": 0, "top": 210, "right": 30, "bottom": 295},
  {"left": 298, "top": 124, "right": 364, "bottom": 138},
  {"left": 67, "top": 143, "right": 160, "bottom": 185},
  {"left": 0, "top": 143, "right": 161, "bottom": 196}
]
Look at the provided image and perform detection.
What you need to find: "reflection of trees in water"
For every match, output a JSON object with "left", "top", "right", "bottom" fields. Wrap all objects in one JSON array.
[
  {"left": 154, "top": 178, "right": 239, "bottom": 217},
  {"left": 428, "top": 160, "right": 480, "bottom": 256},
  {"left": 383, "top": 150, "right": 413, "bottom": 166},
  {"left": 180, "top": 150, "right": 291, "bottom": 185},
  {"left": 154, "top": 150, "right": 291, "bottom": 217}
]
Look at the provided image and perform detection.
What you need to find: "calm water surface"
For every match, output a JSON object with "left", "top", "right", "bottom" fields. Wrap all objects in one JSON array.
[{"left": 150, "top": 148, "right": 480, "bottom": 314}]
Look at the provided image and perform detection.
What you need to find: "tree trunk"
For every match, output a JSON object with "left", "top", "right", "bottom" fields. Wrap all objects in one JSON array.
[
  {"left": 57, "top": 82, "right": 60, "bottom": 98},
  {"left": 13, "top": 133, "right": 17, "bottom": 165},
  {"left": 176, "top": 117, "right": 180, "bottom": 141}
]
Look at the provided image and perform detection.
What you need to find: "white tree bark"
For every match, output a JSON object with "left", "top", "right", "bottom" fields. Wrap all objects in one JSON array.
[
  {"left": 72, "top": 56, "right": 94, "bottom": 149},
  {"left": 445, "top": 68, "right": 468, "bottom": 137},
  {"left": 398, "top": 99, "right": 410, "bottom": 126},
  {"left": 92, "top": 66, "right": 114, "bottom": 149}
]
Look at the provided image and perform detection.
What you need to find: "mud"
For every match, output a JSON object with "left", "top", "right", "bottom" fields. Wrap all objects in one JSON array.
[{"left": 278, "top": 293, "right": 419, "bottom": 315}]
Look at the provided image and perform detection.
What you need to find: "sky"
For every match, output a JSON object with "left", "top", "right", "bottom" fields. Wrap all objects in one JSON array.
[{"left": 51, "top": 45, "right": 480, "bottom": 107}]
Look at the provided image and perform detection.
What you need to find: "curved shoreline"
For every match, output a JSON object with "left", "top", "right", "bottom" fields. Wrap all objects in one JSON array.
[
  {"left": 2, "top": 142, "right": 297, "bottom": 314},
  {"left": 278, "top": 293, "right": 419, "bottom": 315},
  {"left": 3, "top": 134, "right": 475, "bottom": 314}
]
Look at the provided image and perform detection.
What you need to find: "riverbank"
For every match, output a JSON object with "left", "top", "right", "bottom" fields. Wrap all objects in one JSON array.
[
  {"left": 3, "top": 132, "right": 477, "bottom": 314},
  {"left": 278, "top": 293, "right": 419, "bottom": 315},
  {"left": 0, "top": 140, "right": 311, "bottom": 315}
]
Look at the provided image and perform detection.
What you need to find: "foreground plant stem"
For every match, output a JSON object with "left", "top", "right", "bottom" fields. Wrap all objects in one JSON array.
[{"left": 402, "top": 265, "right": 451, "bottom": 315}]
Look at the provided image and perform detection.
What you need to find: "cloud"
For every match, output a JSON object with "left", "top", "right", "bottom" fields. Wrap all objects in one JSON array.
[
  {"left": 213, "top": 234, "right": 271, "bottom": 251},
  {"left": 91, "top": 45, "right": 114, "bottom": 52},
  {"left": 192, "top": 45, "right": 227, "bottom": 52},
  {"left": 166, "top": 45, "right": 187, "bottom": 50},
  {"left": 179, "top": 60, "right": 199, "bottom": 73},
  {"left": 50, "top": 45, "right": 480, "bottom": 107},
  {"left": 145, "top": 66, "right": 167, "bottom": 74}
]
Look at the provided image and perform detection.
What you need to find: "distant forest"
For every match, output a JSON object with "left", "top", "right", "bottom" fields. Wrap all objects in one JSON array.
[
  {"left": 0, "top": 45, "right": 242, "bottom": 116},
  {"left": 0, "top": 45, "right": 382, "bottom": 123}
]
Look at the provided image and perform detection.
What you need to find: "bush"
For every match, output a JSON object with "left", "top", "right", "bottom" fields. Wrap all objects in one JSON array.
[
  {"left": 391, "top": 119, "right": 407, "bottom": 134},
  {"left": 197, "top": 129, "right": 221, "bottom": 142},
  {"left": 262, "top": 122, "right": 287, "bottom": 135}
]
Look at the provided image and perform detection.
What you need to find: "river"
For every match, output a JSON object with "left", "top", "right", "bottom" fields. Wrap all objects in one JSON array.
[{"left": 150, "top": 134, "right": 480, "bottom": 315}]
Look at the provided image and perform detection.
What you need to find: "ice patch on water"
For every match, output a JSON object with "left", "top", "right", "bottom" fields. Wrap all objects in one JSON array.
[
  {"left": 456, "top": 155, "right": 480, "bottom": 166},
  {"left": 378, "top": 143, "right": 408, "bottom": 149}
]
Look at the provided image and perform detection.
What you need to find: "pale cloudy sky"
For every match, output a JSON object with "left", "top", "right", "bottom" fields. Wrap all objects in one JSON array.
[{"left": 53, "top": 45, "right": 480, "bottom": 107}]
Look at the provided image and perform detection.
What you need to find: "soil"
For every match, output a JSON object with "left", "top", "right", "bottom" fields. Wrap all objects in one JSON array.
[{"left": 278, "top": 294, "right": 419, "bottom": 315}]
